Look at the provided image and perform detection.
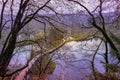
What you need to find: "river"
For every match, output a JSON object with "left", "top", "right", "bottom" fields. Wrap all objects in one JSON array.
[
  {"left": 46, "top": 38, "right": 110, "bottom": 80},
  {"left": 8, "top": 38, "right": 111, "bottom": 80}
]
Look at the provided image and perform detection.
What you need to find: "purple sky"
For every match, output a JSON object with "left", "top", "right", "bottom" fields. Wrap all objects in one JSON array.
[{"left": 0, "top": 0, "right": 119, "bottom": 14}]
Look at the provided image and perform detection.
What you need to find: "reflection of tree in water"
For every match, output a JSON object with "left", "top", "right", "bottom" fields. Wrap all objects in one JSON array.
[{"left": 28, "top": 54, "right": 56, "bottom": 80}]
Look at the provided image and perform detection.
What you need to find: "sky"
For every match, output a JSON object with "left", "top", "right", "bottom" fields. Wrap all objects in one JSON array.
[
  {"left": 0, "top": 0, "right": 119, "bottom": 14},
  {"left": 49, "top": 0, "right": 119, "bottom": 13}
]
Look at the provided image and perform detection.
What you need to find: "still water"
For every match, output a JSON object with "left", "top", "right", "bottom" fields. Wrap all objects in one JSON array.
[
  {"left": 46, "top": 39, "right": 110, "bottom": 80},
  {"left": 9, "top": 38, "right": 110, "bottom": 80}
]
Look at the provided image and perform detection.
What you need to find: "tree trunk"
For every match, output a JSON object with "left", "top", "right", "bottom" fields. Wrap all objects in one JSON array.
[
  {"left": 92, "top": 22, "right": 120, "bottom": 62},
  {"left": 0, "top": 33, "right": 17, "bottom": 77}
]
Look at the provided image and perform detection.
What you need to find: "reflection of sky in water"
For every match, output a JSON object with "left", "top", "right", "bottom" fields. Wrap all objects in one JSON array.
[
  {"left": 8, "top": 38, "right": 111, "bottom": 80},
  {"left": 47, "top": 39, "right": 111, "bottom": 80},
  {"left": 8, "top": 45, "right": 31, "bottom": 70}
]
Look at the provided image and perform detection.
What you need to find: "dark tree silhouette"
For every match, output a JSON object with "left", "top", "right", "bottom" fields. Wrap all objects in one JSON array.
[
  {"left": 0, "top": 0, "right": 52, "bottom": 77},
  {"left": 68, "top": 0, "right": 120, "bottom": 62}
]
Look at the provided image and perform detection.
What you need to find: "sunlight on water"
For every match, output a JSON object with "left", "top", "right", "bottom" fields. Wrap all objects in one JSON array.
[
  {"left": 8, "top": 38, "right": 110, "bottom": 80},
  {"left": 46, "top": 39, "right": 110, "bottom": 80}
]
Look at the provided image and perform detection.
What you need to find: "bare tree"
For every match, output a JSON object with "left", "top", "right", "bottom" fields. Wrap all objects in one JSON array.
[
  {"left": 68, "top": 0, "right": 120, "bottom": 62},
  {"left": 0, "top": 0, "right": 58, "bottom": 77}
]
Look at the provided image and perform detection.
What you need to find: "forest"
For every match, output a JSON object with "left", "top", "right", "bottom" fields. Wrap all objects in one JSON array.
[{"left": 0, "top": 0, "right": 120, "bottom": 80}]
